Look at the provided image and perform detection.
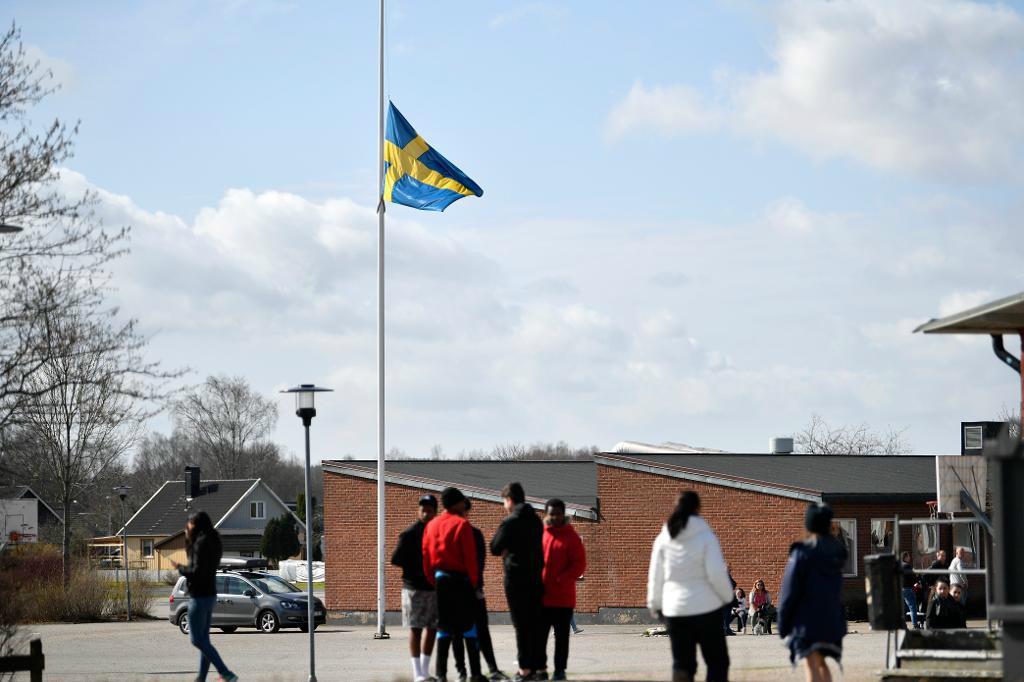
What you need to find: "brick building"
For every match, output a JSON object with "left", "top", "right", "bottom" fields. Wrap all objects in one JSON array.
[{"left": 322, "top": 452, "right": 936, "bottom": 621}]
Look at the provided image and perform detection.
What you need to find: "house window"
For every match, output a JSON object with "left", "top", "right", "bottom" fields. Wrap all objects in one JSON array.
[
  {"left": 142, "top": 539, "right": 154, "bottom": 558},
  {"left": 831, "top": 519, "right": 857, "bottom": 577},
  {"left": 870, "top": 519, "right": 893, "bottom": 554},
  {"left": 250, "top": 501, "right": 265, "bottom": 519}
]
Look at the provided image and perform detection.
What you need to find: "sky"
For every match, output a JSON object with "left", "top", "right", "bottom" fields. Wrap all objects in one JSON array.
[{"left": 10, "top": 0, "right": 1024, "bottom": 462}]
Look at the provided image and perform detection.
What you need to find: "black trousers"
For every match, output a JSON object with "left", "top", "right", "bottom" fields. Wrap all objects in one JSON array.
[
  {"left": 476, "top": 596, "right": 498, "bottom": 672},
  {"left": 665, "top": 609, "right": 730, "bottom": 682},
  {"left": 436, "top": 573, "right": 482, "bottom": 678},
  {"left": 540, "top": 606, "right": 573, "bottom": 673},
  {"left": 506, "top": 581, "right": 545, "bottom": 671}
]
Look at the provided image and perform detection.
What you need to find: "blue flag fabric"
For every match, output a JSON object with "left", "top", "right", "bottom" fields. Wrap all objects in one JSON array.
[{"left": 383, "top": 102, "right": 483, "bottom": 211}]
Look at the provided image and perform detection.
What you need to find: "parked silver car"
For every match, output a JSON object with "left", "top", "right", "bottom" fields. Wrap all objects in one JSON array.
[{"left": 169, "top": 559, "right": 326, "bottom": 634}]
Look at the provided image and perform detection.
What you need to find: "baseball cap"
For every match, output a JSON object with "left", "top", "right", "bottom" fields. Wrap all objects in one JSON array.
[{"left": 418, "top": 494, "right": 438, "bottom": 508}]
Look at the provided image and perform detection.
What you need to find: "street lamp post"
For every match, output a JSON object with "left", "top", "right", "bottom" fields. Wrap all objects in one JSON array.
[
  {"left": 281, "top": 383, "right": 332, "bottom": 682},
  {"left": 113, "top": 485, "right": 132, "bottom": 621}
]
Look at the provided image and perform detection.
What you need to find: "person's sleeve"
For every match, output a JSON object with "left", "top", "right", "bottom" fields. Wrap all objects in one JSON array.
[
  {"left": 776, "top": 551, "right": 802, "bottom": 638},
  {"left": 474, "top": 528, "right": 486, "bottom": 576},
  {"left": 490, "top": 518, "right": 508, "bottom": 556},
  {"left": 422, "top": 527, "right": 436, "bottom": 587},
  {"left": 925, "top": 596, "right": 937, "bottom": 629},
  {"left": 704, "top": 532, "right": 734, "bottom": 606},
  {"left": 567, "top": 531, "right": 587, "bottom": 582},
  {"left": 390, "top": 530, "right": 406, "bottom": 568},
  {"left": 460, "top": 523, "right": 480, "bottom": 587},
  {"left": 646, "top": 530, "right": 665, "bottom": 614},
  {"left": 177, "top": 538, "right": 198, "bottom": 579}
]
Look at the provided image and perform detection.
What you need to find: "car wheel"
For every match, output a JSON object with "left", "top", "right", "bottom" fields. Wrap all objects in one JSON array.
[
  {"left": 178, "top": 612, "right": 190, "bottom": 635},
  {"left": 219, "top": 626, "right": 237, "bottom": 633},
  {"left": 257, "top": 609, "right": 280, "bottom": 633}
]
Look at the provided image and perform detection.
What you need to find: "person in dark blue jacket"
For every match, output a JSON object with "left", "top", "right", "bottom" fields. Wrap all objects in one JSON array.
[{"left": 777, "top": 503, "right": 848, "bottom": 682}]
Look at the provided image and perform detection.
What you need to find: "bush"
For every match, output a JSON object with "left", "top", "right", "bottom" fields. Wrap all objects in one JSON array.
[{"left": 0, "top": 546, "right": 153, "bottom": 622}]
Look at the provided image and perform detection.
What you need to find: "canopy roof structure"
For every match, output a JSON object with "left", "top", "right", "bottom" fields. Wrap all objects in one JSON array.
[{"left": 915, "top": 291, "right": 1024, "bottom": 334}]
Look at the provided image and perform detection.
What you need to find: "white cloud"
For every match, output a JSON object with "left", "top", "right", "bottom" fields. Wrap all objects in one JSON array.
[
  {"left": 607, "top": 0, "right": 1024, "bottom": 181},
  {"left": 490, "top": 3, "right": 568, "bottom": 30},
  {"left": 24, "top": 45, "right": 75, "bottom": 90},
  {"left": 938, "top": 289, "right": 994, "bottom": 318},
  {"left": 764, "top": 197, "right": 815, "bottom": 235},
  {"left": 606, "top": 82, "right": 720, "bottom": 140}
]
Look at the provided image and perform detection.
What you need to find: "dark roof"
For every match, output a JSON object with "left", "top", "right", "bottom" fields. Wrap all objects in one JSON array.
[
  {"left": 327, "top": 460, "right": 598, "bottom": 508},
  {"left": 0, "top": 484, "right": 64, "bottom": 522},
  {"left": 605, "top": 453, "right": 937, "bottom": 502},
  {"left": 121, "top": 479, "right": 258, "bottom": 537}
]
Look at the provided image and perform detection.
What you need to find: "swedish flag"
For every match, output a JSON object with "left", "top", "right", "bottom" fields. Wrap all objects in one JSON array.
[{"left": 383, "top": 102, "right": 483, "bottom": 211}]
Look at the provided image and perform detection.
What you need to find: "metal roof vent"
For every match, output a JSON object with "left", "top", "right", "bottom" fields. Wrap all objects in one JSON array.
[{"left": 770, "top": 437, "right": 794, "bottom": 455}]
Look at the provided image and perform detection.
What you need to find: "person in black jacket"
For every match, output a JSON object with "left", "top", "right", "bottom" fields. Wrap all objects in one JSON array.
[
  {"left": 926, "top": 581, "right": 965, "bottom": 629},
  {"left": 390, "top": 494, "right": 439, "bottom": 682},
  {"left": 777, "top": 503, "right": 848, "bottom": 682},
  {"left": 173, "top": 511, "right": 237, "bottom": 682},
  {"left": 490, "top": 482, "right": 544, "bottom": 682}
]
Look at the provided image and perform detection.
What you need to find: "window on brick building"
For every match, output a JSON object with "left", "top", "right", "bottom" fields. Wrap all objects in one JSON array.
[
  {"left": 831, "top": 518, "right": 857, "bottom": 576},
  {"left": 870, "top": 519, "right": 893, "bottom": 553}
]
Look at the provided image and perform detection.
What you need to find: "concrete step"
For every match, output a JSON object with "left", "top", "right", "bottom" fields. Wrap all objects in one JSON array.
[
  {"left": 880, "top": 669, "right": 1002, "bottom": 682},
  {"left": 898, "top": 648, "right": 1002, "bottom": 672}
]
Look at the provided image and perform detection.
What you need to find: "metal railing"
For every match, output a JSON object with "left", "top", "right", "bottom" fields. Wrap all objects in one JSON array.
[{"left": 893, "top": 513, "right": 993, "bottom": 630}]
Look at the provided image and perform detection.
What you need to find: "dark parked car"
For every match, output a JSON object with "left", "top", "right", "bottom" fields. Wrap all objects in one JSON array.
[{"left": 169, "top": 558, "right": 326, "bottom": 634}]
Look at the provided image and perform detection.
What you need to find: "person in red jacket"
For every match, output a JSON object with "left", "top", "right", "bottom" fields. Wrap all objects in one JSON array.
[
  {"left": 422, "top": 487, "right": 484, "bottom": 681},
  {"left": 538, "top": 498, "right": 587, "bottom": 681}
]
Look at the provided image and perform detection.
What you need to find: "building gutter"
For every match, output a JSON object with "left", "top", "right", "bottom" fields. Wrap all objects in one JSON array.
[
  {"left": 594, "top": 454, "right": 823, "bottom": 503},
  {"left": 322, "top": 462, "right": 599, "bottom": 521}
]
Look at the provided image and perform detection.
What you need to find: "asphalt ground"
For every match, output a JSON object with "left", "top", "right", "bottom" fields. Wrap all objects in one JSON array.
[{"left": 15, "top": 618, "right": 908, "bottom": 681}]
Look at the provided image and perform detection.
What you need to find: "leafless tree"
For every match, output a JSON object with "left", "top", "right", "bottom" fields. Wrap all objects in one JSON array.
[
  {"left": 13, "top": 308, "right": 152, "bottom": 584},
  {"left": 997, "top": 404, "right": 1020, "bottom": 439},
  {"left": 0, "top": 23, "right": 131, "bottom": 438},
  {"left": 794, "top": 413, "right": 912, "bottom": 455},
  {"left": 172, "top": 375, "right": 278, "bottom": 479}
]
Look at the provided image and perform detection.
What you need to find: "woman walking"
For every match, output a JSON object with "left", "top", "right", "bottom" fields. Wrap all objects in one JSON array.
[
  {"left": 647, "top": 491, "right": 734, "bottom": 682},
  {"left": 174, "top": 511, "right": 238, "bottom": 682},
  {"left": 777, "top": 503, "right": 848, "bottom": 682}
]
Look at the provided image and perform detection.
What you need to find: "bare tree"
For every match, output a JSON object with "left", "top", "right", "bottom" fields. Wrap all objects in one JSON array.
[
  {"left": 795, "top": 413, "right": 911, "bottom": 455},
  {"left": 13, "top": 308, "right": 151, "bottom": 584},
  {"left": 173, "top": 376, "right": 278, "bottom": 478},
  {"left": 997, "top": 404, "right": 1020, "bottom": 440},
  {"left": 0, "top": 23, "right": 129, "bottom": 437}
]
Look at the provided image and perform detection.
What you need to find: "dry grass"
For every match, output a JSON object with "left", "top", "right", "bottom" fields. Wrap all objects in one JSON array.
[{"left": 0, "top": 544, "right": 153, "bottom": 622}]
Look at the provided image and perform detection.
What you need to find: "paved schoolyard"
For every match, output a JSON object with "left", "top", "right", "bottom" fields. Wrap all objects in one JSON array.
[{"left": 16, "top": 619, "right": 901, "bottom": 681}]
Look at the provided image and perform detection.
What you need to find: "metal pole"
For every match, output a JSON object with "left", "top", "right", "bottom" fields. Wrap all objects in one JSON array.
[
  {"left": 375, "top": 0, "right": 388, "bottom": 641},
  {"left": 304, "top": 423, "right": 317, "bottom": 682},
  {"left": 122, "top": 499, "right": 131, "bottom": 622}
]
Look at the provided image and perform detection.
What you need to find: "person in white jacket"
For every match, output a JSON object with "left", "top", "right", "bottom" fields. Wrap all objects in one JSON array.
[{"left": 647, "top": 491, "right": 734, "bottom": 682}]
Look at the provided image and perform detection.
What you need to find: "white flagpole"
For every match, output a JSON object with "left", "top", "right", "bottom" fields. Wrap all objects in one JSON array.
[{"left": 375, "top": 0, "right": 388, "bottom": 640}]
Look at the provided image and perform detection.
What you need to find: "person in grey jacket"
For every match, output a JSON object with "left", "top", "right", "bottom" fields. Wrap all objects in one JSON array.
[{"left": 647, "top": 491, "right": 733, "bottom": 682}]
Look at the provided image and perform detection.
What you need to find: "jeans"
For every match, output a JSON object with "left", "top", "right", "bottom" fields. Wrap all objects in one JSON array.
[
  {"left": 540, "top": 607, "right": 573, "bottom": 674},
  {"left": 902, "top": 588, "right": 919, "bottom": 628},
  {"left": 665, "top": 609, "right": 730, "bottom": 682},
  {"left": 188, "top": 596, "right": 233, "bottom": 680}
]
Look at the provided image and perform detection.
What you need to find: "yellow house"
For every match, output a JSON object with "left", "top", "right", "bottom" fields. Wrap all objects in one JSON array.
[{"left": 93, "top": 467, "right": 304, "bottom": 574}]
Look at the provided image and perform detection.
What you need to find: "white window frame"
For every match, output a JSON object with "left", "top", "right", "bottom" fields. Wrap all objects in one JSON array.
[
  {"left": 142, "top": 539, "right": 154, "bottom": 558},
  {"left": 832, "top": 518, "right": 858, "bottom": 577},
  {"left": 250, "top": 501, "right": 265, "bottom": 519},
  {"left": 869, "top": 518, "right": 893, "bottom": 554}
]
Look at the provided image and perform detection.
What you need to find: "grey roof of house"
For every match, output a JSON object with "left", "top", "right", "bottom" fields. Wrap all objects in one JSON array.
[
  {"left": 327, "top": 460, "right": 599, "bottom": 508},
  {"left": 604, "top": 453, "right": 938, "bottom": 502},
  {"left": 120, "top": 479, "right": 258, "bottom": 537},
  {"left": 0, "top": 484, "right": 64, "bottom": 522}
]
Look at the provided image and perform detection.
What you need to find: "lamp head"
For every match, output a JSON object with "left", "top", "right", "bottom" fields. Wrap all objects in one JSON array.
[
  {"left": 0, "top": 223, "right": 23, "bottom": 234},
  {"left": 113, "top": 484, "right": 131, "bottom": 502},
  {"left": 280, "top": 384, "right": 333, "bottom": 426}
]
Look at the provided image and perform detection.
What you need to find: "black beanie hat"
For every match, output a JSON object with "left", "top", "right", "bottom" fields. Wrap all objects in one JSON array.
[
  {"left": 441, "top": 487, "right": 466, "bottom": 510},
  {"left": 804, "top": 502, "right": 833, "bottom": 535}
]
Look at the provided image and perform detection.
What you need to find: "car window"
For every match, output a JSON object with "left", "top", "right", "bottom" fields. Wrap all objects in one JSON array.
[
  {"left": 226, "top": 576, "right": 250, "bottom": 595},
  {"left": 216, "top": 575, "right": 229, "bottom": 594},
  {"left": 248, "top": 575, "right": 301, "bottom": 595}
]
